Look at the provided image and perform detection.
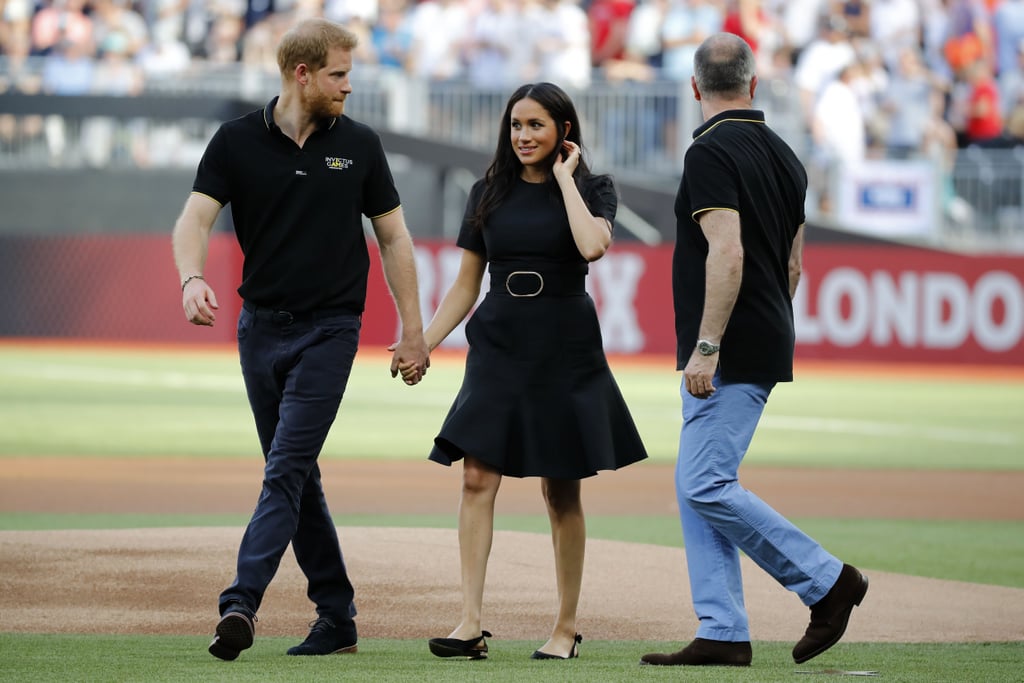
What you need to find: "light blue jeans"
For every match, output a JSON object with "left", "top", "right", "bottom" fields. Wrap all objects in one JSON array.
[{"left": 676, "top": 373, "right": 842, "bottom": 642}]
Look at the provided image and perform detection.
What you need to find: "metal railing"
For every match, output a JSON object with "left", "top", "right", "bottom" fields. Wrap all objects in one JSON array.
[{"left": 2, "top": 59, "right": 1022, "bottom": 251}]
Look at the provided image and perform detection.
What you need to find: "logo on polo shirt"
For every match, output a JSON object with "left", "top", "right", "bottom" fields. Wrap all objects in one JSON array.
[{"left": 325, "top": 156, "right": 354, "bottom": 170}]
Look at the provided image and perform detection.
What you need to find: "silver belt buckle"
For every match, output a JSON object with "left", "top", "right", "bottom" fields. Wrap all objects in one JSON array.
[{"left": 505, "top": 271, "right": 544, "bottom": 297}]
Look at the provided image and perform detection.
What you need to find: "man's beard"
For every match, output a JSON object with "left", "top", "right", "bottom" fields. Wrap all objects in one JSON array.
[{"left": 305, "top": 82, "right": 345, "bottom": 119}]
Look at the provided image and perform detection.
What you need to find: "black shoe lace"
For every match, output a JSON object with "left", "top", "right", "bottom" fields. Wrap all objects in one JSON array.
[{"left": 307, "top": 617, "right": 336, "bottom": 634}]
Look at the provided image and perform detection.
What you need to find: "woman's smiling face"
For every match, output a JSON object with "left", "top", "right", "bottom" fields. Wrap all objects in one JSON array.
[{"left": 510, "top": 97, "right": 564, "bottom": 180}]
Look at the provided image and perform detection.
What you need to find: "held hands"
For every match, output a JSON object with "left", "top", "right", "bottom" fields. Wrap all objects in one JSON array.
[
  {"left": 683, "top": 350, "right": 718, "bottom": 399},
  {"left": 388, "top": 336, "right": 430, "bottom": 386},
  {"left": 182, "top": 277, "right": 219, "bottom": 327},
  {"left": 552, "top": 140, "right": 580, "bottom": 182}
]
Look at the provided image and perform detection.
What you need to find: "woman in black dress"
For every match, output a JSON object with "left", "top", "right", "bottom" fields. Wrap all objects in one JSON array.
[{"left": 409, "top": 82, "right": 648, "bottom": 661}]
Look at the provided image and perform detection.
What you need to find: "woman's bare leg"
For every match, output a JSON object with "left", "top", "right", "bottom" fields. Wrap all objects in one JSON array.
[
  {"left": 535, "top": 477, "right": 585, "bottom": 656},
  {"left": 446, "top": 455, "right": 502, "bottom": 640}
]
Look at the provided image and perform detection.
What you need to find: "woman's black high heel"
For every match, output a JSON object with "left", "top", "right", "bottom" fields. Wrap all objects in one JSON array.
[
  {"left": 428, "top": 630, "right": 493, "bottom": 659},
  {"left": 530, "top": 633, "right": 582, "bottom": 660}
]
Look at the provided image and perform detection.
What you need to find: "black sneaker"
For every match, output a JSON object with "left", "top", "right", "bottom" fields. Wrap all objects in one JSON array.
[
  {"left": 286, "top": 616, "right": 358, "bottom": 656},
  {"left": 208, "top": 607, "right": 257, "bottom": 661}
]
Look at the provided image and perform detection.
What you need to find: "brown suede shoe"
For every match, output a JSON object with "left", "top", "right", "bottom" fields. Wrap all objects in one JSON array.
[
  {"left": 793, "top": 563, "right": 869, "bottom": 664},
  {"left": 640, "top": 638, "right": 752, "bottom": 666}
]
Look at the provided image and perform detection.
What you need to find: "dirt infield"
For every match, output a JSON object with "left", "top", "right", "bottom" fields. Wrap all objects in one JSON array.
[{"left": 2, "top": 457, "right": 1023, "bottom": 644}]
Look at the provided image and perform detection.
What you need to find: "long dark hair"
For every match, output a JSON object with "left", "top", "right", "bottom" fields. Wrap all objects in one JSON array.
[{"left": 471, "top": 82, "right": 598, "bottom": 231}]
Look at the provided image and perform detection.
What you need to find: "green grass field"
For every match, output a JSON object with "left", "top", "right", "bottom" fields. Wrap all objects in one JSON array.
[
  {"left": 2, "top": 344, "right": 1022, "bottom": 469},
  {"left": 1, "top": 343, "right": 1022, "bottom": 682}
]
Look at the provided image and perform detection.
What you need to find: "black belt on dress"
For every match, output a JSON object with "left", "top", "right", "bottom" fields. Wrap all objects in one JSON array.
[
  {"left": 242, "top": 300, "right": 360, "bottom": 325},
  {"left": 488, "top": 264, "right": 587, "bottom": 298}
]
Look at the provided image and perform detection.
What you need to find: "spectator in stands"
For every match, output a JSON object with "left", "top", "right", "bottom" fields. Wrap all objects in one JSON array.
[
  {"left": 0, "top": 25, "right": 45, "bottom": 155},
  {"left": 82, "top": 28, "right": 145, "bottom": 167},
  {"left": 406, "top": 0, "right": 470, "bottom": 81},
  {"left": 324, "top": 0, "right": 381, "bottom": 25},
  {"left": 30, "top": 0, "right": 94, "bottom": 56},
  {"left": 244, "top": 0, "right": 276, "bottom": 30},
  {"left": 0, "top": 0, "right": 34, "bottom": 49},
  {"left": 962, "top": 57, "right": 1007, "bottom": 146},
  {"left": 999, "top": 38, "right": 1024, "bottom": 117},
  {"left": 793, "top": 13, "right": 856, "bottom": 124},
  {"left": 921, "top": 0, "right": 956, "bottom": 78},
  {"left": 139, "top": 0, "right": 189, "bottom": 53},
  {"left": 849, "top": 39, "right": 889, "bottom": 152},
  {"left": 528, "top": 0, "right": 592, "bottom": 90},
  {"left": 39, "top": 36, "right": 95, "bottom": 165},
  {"left": 92, "top": 0, "right": 149, "bottom": 60},
  {"left": 41, "top": 36, "right": 94, "bottom": 95},
  {"left": 588, "top": 0, "right": 635, "bottom": 68},
  {"left": 833, "top": 0, "right": 871, "bottom": 39},
  {"left": 136, "top": 23, "right": 193, "bottom": 81},
  {"left": 867, "top": 0, "right": 920, "bottom": 70},
  {"left": 368, "top": 0, "right": 413, "bottom": 70},
  {"left": 880, "top": 46, "right": 951, "bottom": 158},
  {"left": 317, "top": 0, "right": 379, "bottom": 66},
  {"left": 722, "top": 0, "right": 766, "bottom": 54},
  {"left": 623, "top": 0, "right": 668, "bottom": 70},
  {"left": 599, "top": 0, "right": 671, "bottom": 166},
  {"left": 179, "top": 0, "right": 217, "bottom": 59},
  {"left": 203, "top": 5, "right": 246, "bottom": 64},
  {"left": 1004, "top": 83, "right": 1024, "bottom": 141},
  {"left": 943, "top": 0, "right": 993, "bottom": 75},
  {"left": 994, "top": 0, "right": 1024, "bottom": 77},
  {"left": 660, "top": 0, "right": 724, "bottom": 83},
  {"left": 464, "top": 0, "right": 521, "bottom": 89},
  {"left": 776, "top": 0, "right": 828, "bottom": 63},
  {"left": 810, "top": 60, "right": 866, "bottom": 210},
  {"left": 242, "top": 10, "right": 304, "bottom": 77}
]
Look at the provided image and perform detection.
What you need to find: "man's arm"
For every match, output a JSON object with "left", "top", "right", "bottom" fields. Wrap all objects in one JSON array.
[
  {"left": 684, "top": 208, "right": 743, "bottom": 399},
  {"left": 370, "top": 207, "right": 430, "bottom": 384},
  {"left": 789, "top": 223, "right": 805, "bottom": 299},
  {"left": 172, "top": 193, "right": 222, "bottom": 327}
]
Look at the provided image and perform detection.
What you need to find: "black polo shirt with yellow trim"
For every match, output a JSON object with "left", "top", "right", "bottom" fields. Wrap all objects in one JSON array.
[
  {"left": 192, "top": 97, "right": 401, "bottom": 313},
  {"left": 672, "top": 109, "right": 807, "bottom": 382}
]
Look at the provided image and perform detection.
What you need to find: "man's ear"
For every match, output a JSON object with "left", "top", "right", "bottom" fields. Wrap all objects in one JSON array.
[
  {"left": 749, "top": 74, "right": 758, "bottom": 99},
  {"left": 295, "top": 63, "right": 310, "bottom": 86},
  {"left": 691, "top": 75, "right": 701, "bottom": 101}
]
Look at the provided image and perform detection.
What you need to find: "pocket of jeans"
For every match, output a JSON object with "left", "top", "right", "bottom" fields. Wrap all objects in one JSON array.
[{"left": 237, "top": 309, "right": 252, "bottom": 340}]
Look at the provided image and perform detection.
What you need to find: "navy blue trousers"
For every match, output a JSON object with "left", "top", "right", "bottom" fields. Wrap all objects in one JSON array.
[{"left": 218, "top": 305, "right": 361, "bottom": 626}]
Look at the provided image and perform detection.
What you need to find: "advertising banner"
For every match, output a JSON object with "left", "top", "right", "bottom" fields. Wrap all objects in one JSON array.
[
  {"left": 363, "top": 241, "right": 1023, "bottom": 366},
  {"left": 1, "top": 236, "right": 1021, "bottom": 365}
]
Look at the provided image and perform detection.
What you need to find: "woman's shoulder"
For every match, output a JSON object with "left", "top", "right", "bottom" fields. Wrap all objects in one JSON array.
[{"left": 582, "top": 173, "right": 618, "bottom": 202}]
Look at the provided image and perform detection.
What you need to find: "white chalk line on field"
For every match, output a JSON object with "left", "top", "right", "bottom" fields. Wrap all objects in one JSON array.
[
  {"left": 4, "top": 363, "right": 1020, "bottom": 446},
  {"left": 0, "top": 362, "right": 454, "bottom": 406}
]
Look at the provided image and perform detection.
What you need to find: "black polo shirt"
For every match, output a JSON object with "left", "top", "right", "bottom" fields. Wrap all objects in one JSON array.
[
  {"left": 192, "top": 97, "right": 401, "bottom": 313},
  {"left": 672, "top": 109, "right": 807, "bottom": 382}
]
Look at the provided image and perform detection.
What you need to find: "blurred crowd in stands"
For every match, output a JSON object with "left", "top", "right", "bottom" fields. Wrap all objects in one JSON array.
[{"left": 2, "top": 0, "right": 1024, "bottom": 166}]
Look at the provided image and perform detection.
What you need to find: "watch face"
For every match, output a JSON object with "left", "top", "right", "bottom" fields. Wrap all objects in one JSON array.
[{"left": 698, "top": 341, "right": 719, "bottom": 356}]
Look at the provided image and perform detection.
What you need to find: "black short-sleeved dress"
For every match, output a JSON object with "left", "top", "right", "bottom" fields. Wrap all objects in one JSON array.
[{"left": 428, "top": 175, "right": 649, "bottom": 479}]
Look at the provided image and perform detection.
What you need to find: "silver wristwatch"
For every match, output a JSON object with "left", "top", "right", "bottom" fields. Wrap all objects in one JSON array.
[{"left": 697, "top": 339, "right": 720, "bottom": 356}]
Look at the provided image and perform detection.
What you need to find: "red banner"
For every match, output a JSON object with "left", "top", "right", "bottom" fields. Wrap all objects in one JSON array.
[
  {"left": 2, "top": 235, "right": 1021, "bottom": 365},
  {"left": 363, "top": 241, "right": 1024, "bottom": 366}
]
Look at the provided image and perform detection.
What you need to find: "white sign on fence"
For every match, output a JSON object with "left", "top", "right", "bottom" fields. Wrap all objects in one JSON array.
[{"left": 834, "top": 159, "right": 938, "bottom": 237}]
